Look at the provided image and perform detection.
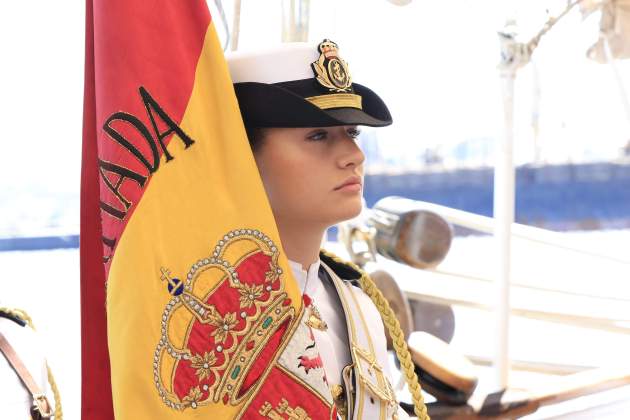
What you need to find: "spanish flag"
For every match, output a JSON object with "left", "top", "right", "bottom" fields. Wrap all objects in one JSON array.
[{"left": 81, "top": 1, "right": 317, "bottom": 418}]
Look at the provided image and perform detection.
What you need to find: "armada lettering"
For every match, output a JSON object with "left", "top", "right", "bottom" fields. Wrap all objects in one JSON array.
[
  {"left": 102, "top": 236, "right": 117, "bottom": 263},
  {"left": 98, "top": 158, "right": 148, "bottom": 220},
  {"left": 98, "top": 86, "right": 196, "bottom": 258},
  {"left": 102, "top": 111, "right": 160, "bottom": 175},
  {"left": 139, "top": 86, "right": 195, "bottom": 162}
]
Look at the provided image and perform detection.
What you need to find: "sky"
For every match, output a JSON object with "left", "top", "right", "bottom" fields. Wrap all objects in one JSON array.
[
  {"left": 0, "top": 2, "right": 84, "bottom": 194},
  {"left": 1, "top": 0, "right": 629, "bottom": 233},
  {"left": 228, "top": 0, "right": 630, "bottom": 165}
]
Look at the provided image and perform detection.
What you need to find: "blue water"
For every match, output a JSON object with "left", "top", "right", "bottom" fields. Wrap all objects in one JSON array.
[{"left": 364, "top": 162, "right": 630, "bottom": 231}]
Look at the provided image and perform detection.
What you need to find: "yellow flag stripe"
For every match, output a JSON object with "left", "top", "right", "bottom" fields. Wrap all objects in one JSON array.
[{"left": 107, "top": 22, "right": 301, "bottom": 419}]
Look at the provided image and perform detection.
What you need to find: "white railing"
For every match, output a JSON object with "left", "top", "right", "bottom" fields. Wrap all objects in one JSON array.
[{"left": 412, "top": 200, "right": 630, "bottom": 266}]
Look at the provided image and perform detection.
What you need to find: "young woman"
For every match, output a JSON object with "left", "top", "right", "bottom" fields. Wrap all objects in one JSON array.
[{"left": 228, "top": 40, "right": 428, "bottom": 420}]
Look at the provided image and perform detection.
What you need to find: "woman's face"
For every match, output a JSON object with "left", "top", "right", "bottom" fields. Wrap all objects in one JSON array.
[{"left": 253, "top": 125, "right": 365, "bottom": 230}]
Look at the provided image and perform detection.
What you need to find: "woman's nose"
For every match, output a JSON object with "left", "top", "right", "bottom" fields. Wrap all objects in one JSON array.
[{"left": 337, "top": 136, "right": 365, "bottom": 169}]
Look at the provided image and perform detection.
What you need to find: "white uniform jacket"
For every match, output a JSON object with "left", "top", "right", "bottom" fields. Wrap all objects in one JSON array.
[
  {"left": 0, "top": 313, "right": 55, "bottom": 420},
  {"left": 288, "top": 257, "right": 410, "bottom": 420}
]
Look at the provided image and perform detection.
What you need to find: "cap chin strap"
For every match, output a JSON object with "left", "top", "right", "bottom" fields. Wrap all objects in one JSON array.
[{"left": 306, "top": 93, "right": 362, "bottom": 110}]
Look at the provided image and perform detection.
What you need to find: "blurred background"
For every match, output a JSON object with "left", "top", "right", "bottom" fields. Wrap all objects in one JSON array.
[{"left": 1, "top": 1, "right": 629, "bottom": 418}]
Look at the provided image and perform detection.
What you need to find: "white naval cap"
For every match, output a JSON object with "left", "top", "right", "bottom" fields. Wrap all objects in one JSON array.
[
  {"left": 227, "top": 43, "right": 319, "bottom": 84},
  {"left": 226, "top": 39, "right": 392, "bottom": 128}
]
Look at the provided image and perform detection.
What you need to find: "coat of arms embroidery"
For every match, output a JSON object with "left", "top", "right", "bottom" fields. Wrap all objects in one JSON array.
[{"left": 153, "top": 229, "right": 295, "bottom": 410}]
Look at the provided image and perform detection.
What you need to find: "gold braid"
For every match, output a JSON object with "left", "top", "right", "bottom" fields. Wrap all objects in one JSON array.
[
  {"left": 47, "top": 364, "right": 63, "bottom": 420},
  {"left": 320, "top": 250, "right": 430, "bottom": 420},
  {"left": 0, "top": 307, "right": 33, "bottom": 328},
  {"left": 0, "top": 307, "right": 63, "bottom": 420}
]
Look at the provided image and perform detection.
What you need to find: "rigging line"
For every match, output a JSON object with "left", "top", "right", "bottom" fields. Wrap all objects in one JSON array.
[
  {"left": 213, "top": 0, "right": 231, "bottom": 52},
  {"left": 431, "top": 267, "right": 630, "bottom": 304},
  {"left": 403, "top": 292, "right": 630, "bottom": 334},
  {"left": 527, "top": 0, "right": 587, "bottom": 54},
  {"left": 230, "top": 0, "right": 242, "bottom": 51},
  {"left": 415, "top": 201, "right": 630, "bottom": 266}
]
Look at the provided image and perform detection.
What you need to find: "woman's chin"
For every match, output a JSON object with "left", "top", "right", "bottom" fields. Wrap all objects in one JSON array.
[{"left": 330, "top": 200, "right": 363, "bottom": 224}]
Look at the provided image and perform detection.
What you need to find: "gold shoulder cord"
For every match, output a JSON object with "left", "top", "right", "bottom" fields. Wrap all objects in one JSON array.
[
  {"left": 0, "top": 307, "right": 63, "bottom": 420},
  {"left": 320, "top": 251, "right": 430, "bottom": 420}
]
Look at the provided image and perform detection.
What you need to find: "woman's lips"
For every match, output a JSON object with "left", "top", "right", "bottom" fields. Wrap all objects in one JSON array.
[
  {"left": 336, "top": 183, "right": 362, "bottom": 193},
  {"left": 334, "top": 176, "right": 362, "bottom": 192}
]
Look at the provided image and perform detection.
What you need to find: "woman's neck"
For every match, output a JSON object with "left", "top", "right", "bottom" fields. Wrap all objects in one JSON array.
[{"left": 276, "top": 220, "right": 326, "bottom": 271}]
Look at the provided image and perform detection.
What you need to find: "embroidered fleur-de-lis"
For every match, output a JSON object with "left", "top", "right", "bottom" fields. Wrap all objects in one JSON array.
[
  {"left": 190, "top": 351, "right": 217, "bottom": 381},
  {"left": 183, "top": 386, "right": 203, "bottom": 409},
  {"left": 208, "top": 311, "right": 238, "bottom": 343},
  {"left": 237, "top": 283, "right": 264, "bottom": 308},
  {"left": 265, "top": 261, "right": 282, "bottom": 282}
]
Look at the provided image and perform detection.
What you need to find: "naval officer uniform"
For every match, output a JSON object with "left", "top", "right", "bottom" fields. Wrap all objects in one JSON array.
[
  {"left": 0, "top": 308, "right": 56, "bottom": 419},
  {"left": 227, "top": 39, "right": 429, "bottom": 419},
  {"left": 288, "top": 257, "right": 411, "bottom": 419}
]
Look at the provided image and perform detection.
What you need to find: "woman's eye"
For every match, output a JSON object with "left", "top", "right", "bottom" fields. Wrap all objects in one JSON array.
[
  {"left": 307, "top": 131, "right": 328, "bottom": 141},
  {"left": 347, "top": 128, "right": 361, "bottom": 139}
]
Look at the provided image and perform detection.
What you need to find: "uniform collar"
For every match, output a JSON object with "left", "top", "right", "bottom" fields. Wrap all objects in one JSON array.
[{"left": 288, "top": 259, "right": 321, "bottom": 296}]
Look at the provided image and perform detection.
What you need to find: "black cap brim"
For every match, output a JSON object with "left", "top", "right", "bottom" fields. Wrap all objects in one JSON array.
[{"left": 233, "top": 81, "right": 392, "bottom": 128}]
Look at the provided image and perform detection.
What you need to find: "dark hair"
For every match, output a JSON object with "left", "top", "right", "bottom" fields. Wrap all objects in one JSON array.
[{"left": 245, "top": 126, "right": 267, "bottom": 153}]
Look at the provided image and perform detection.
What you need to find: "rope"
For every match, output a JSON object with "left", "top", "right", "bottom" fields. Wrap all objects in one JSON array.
[
  {"left": 47, "top": 364, "right": 63, "bottom": 420},
  {"left": 0, "top": 307, "right": 63, "bottom": 420},
  {"left": 320, "top": 251, "right": 430, "bottom": 420}
]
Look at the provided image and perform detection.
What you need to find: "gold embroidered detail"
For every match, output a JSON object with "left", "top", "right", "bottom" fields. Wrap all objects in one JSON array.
[
  {"left": 154, "top": 228, "right": 295, "bottom": 411},
  {"left": 306, "top": 93, "right": 362, "bottom": 110},
  {"left": 259, "top": 398, "right": 311, "bottom": 420},
  {"left": 183, "top": 386, "right": 203, "bottom": 409},
  {"left": 331, "top": 384, "right": 348, "bottom": 420},
  {"left": 265, "top": 260, "right": 283, "bottom": 282},
  {"left": 208, "top": 311, "right": 238, "bottom": 344},
  {"left": 351, "top": 343, "right": 396, "bottom": 407},
  {"left": 215, "top": 295, "right": 294, "bottom": 404},
  {"left": 237, "top": 283, "right": 264, "bottom": 309},
  {"left": 311, "top": 39, "right": 353, "bottom": 92},
  {"left": 190, "top": 352, "right": 218, "bottom": 381},
  {"left": 305, "top": 304, "right": 328, "bottom": 331}
]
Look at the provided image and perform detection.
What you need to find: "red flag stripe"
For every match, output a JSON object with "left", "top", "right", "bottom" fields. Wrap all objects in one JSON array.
[
  {"left": 93, "top": 0, "right": 211, "bottom": 270},
  {"left": 80, "top": 0, "right": 113, "bottom": 417},
  {"left": 81, "top": 2, "right": 213, "bottom": 418}
]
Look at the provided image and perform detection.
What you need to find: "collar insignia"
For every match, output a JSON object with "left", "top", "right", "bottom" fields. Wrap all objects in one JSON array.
[{"left": 311, "top": 39, "right": 353, "bottom": 92}]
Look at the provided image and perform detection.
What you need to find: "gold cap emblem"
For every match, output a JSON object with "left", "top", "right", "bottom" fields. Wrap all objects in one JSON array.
[{"left": 311, "top": 39, "right": 352, "bottom": 92}]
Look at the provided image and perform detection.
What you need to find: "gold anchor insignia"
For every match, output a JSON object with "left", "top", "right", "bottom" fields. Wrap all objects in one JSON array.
[{"left": 311, "top": 39, "right": 353, "bottom": 92}]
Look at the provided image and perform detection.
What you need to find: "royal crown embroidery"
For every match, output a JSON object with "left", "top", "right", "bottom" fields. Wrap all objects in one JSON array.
[{"left": 153, "top": 229, "right": 295, "bottom": 411}]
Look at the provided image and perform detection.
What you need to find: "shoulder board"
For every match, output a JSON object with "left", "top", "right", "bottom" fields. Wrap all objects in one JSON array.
[
  {"left": 319, "top": 250, "right": 362, "bottom": 286},
  {"left": 0, "top": 309, "right": 27, "bottom": 327}
]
